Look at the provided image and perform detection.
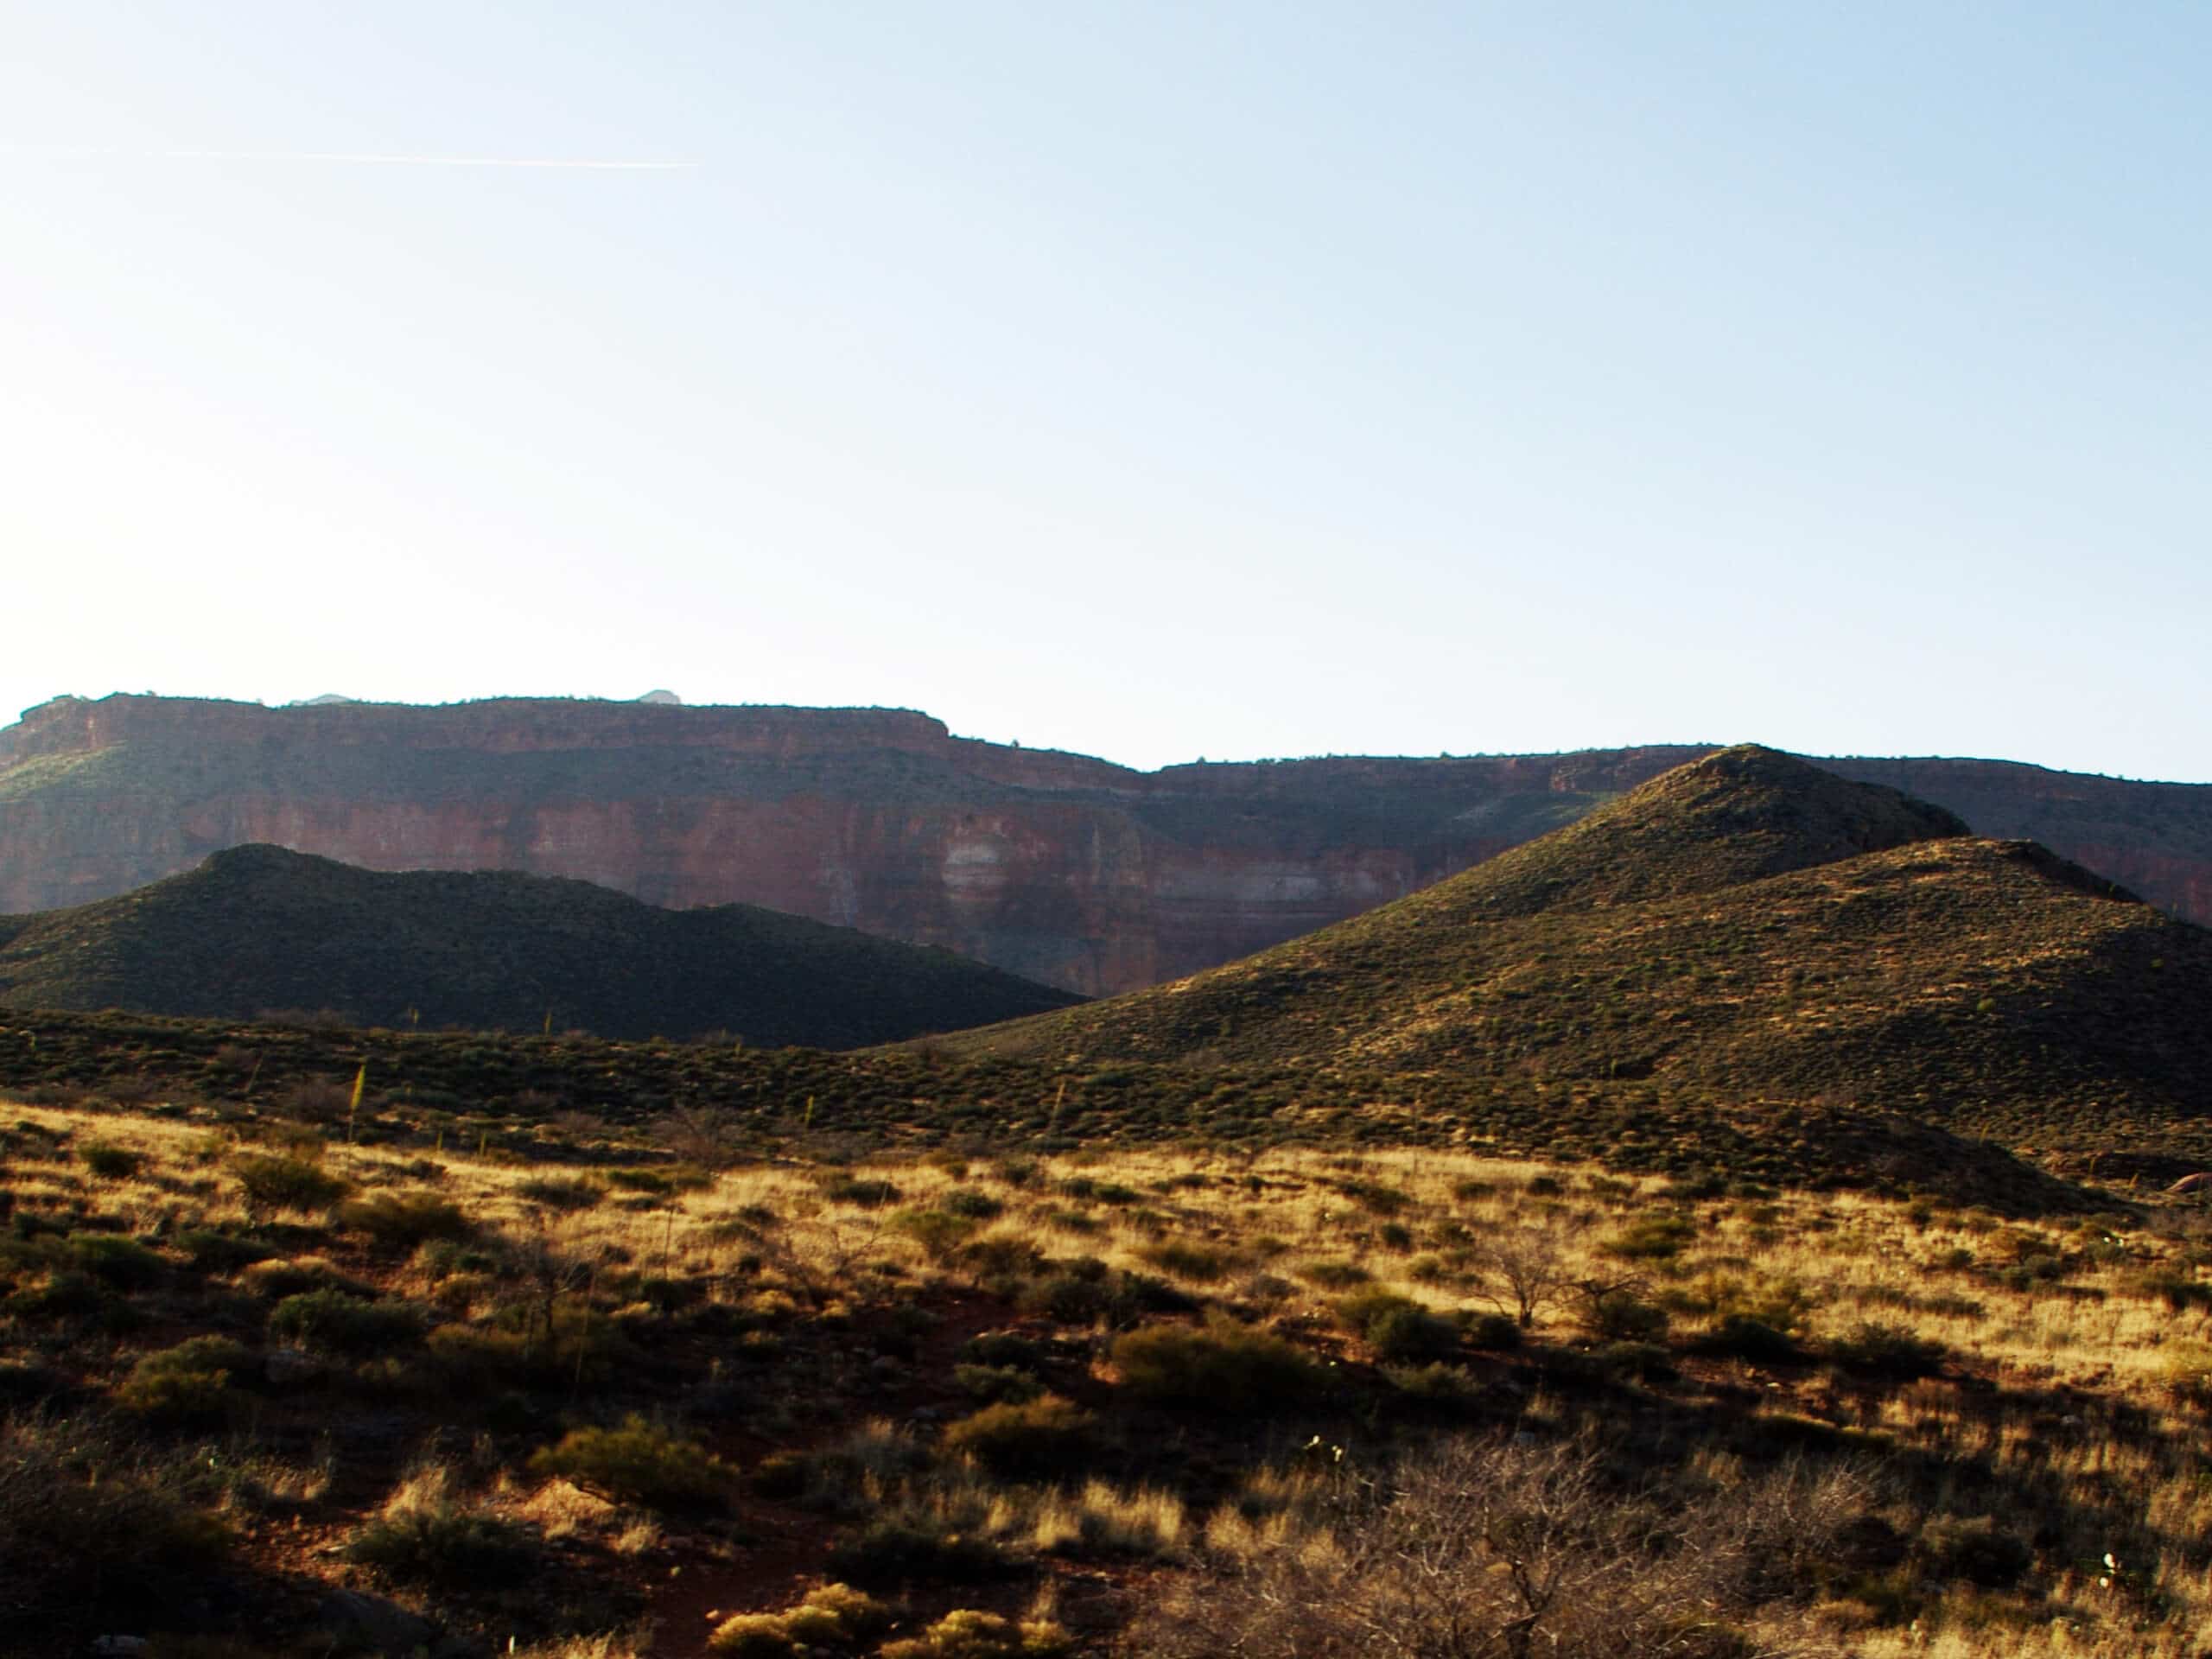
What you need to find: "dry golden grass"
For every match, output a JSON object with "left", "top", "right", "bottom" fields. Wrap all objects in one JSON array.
[{"left": 5, "top": 1093, "right": 2212, "bottom": 1657}]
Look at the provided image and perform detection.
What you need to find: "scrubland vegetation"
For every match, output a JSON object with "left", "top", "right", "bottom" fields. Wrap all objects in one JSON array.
[{"left": 5, "top": 1081, "right": 2212, "bottom": 1658}]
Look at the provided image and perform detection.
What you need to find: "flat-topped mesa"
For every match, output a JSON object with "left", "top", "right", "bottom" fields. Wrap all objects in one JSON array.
[
  {"left": 2, "top": 697, "right": 2208, "bottom": 995},
  {"left": 2, "top": 692, "right": 953, "bottom": 763}
]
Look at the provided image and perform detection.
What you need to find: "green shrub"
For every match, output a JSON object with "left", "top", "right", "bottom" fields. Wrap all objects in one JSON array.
[
  {"left": 268, "top": 1288, "right": 425, "bottom": 1355},
  {"left": 1137, "top": 1238, "right": 1243, "bottom": 1281},
  {"left": 232, "top": 1154, "right": 351, "bottom": 1215},
  {"left": 1452, "top": 1310, "right": 1515, "bottom": 1351},
  {"left": 1335, "top": 1290, "right": 1458, "bottom": 1363},
  {"left": 1692, "top": 1315, "right": 1800, "bottom": 1363},
  {"left": 1387, "top": 1361, "right": 1484, "bottom": 1411},
  {"left": 709, "top": 1583, "right": 893, "bottom": 1656},
  {"left": 116, "top": 1337, "right": 253, "bottom": 1425},
  {"left": 823, "top": 1177, "right": 901, "bottom": 1208},
  {"left": 0, "top": 1420, "right": 234, "bottom": 1630},
  {"left": 825, "top": 1521, "right": 1008, "bottom": 1588},
  {"left": 892, "top": 1209, "right": 982, "bottom": 1261},
  {"left": 178, "top": 1230, "right": 274, "bottom": 1273},
  {"left": 530, "top": 1416, "right": 728, "bottom": 1510},
  {"left": 79, "top": 1142, "right": 145, "bottom": 1180},
  {"left": 959, "top": 1331, "right": 1043, "bottom": 1371},
  {"left": 1601, "top": 1214, "right": 1696, "bottom": 1262},
  {"left": 943, "top": 1395, "right": 1098, "bottom": 1478},
  {"left": 1297, "top": 1259, "right": 1371, "bottom": 1289},
  {"left": 940, "top": 1188, "right": 1005, "bottom": 1220},
  {"left": 1114, "top": 1317, "right": 1325, "bottom": 1409},
  {"left": 2133, "top": 1270, "right": 2212, "bottom": 1313},
  {"left": 955, "top": 1363, "right": 1045, "bottom": 1405},
  {"left": 1921, "top": 1515, "right": 2033, "bottom": 1587},
  {"left": 514, "top": 1175, "right": 607, "bottom": 1211},
  {"left": 880, "top": 1610, "right": 1073, "bottom": 1659},
  {"left": 332, "top": 1190, "right": 473, "bottom": 1251},
  {"left": 1596, "top": 1340, "right": 1675, "bottom": 1382},
  {"left": 346, "top": 1506, "right": 537, "bottom": 1586},
  {"left": 1582, "top": 1291, "right": 1669, "bottom": 1343},
  {"left": 66, "top": 1232, "right": 167, "bottom": 1290},
  {"left": 1830, "top": 1320, "right": 1946, "bottom": 1380}
]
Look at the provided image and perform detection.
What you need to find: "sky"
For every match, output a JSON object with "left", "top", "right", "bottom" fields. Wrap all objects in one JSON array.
[{"left": 2, "top": 3, "right": 2207, "bottom": 780}]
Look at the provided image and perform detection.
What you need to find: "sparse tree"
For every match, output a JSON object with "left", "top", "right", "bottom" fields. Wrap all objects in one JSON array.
[{"left": 1475, "top": 1218, "right": 1575, "bottom": 1329}]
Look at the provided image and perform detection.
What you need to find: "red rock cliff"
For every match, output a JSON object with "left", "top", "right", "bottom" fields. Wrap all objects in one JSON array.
[{"left": 2, "top": 695, "right": 2205, "bottom": 995}]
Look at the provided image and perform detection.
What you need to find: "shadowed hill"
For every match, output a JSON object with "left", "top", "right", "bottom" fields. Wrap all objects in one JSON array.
[
  {"left": 944, "top": 748, "right": 2212, "bottom": 1142},
  {"left": 0, "top": 845, "right": 1082, "bottom": 1046},
  {"left": 1370, "top": 745, "right": 1971, "bottom": 921}
]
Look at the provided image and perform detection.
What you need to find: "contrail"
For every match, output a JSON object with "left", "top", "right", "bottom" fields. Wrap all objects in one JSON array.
[{"left": 0, "top": 143, "right": 695, "bottom": 169}]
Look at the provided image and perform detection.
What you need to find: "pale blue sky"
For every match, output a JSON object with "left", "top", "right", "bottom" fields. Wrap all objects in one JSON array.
[{"left": 3, "top": 3, "right": 2206, "bottom": 779}]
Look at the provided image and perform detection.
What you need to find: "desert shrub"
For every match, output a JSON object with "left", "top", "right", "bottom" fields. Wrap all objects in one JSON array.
[
  {"left": 79, "top": 1142, "right": 145, "bottom": 1180},
  {"left": 1580, "top": 1289, "right": 1669, "bottom": 1343},
  {"left": 1297, "top": 1259, "right": 1371, "bottom": 1289},
  {"left": 1138, "top": 1238, "right": 1243, "bottom": 1281},
  {"left": 530, "top": 1416, "right": 728, "bottom": 1510},
  {"left": 275, "top": 1077, "right": 355, "bottom": 1122},
  {"left": 957, "top": 1236, "right": 1047, "bottom": 1284},
  {"left": 426, "top": 1309, "right": 630, "bottom": 1390},
  {"left": 346, "top": 1504, "right": 537, "bottom": 1586},
  {"left": 940, "top": 1187, "right": 1005, "bottom": 1220},
  {"left": 880, "top": 1610, "right": 1073, "bottom": 1659},
  {"left": 823, "top": 1176, "right": 901, "bottom": 1208},
  {"left": 1601, "top": 1213, "right": 1696, "bottom": 1262},
  {"left": 1114, "top": 1317, "right": 1325, "bottom": 1409},
  {"left": 333, "top": 1190, "right": 473, "bottom": 1251},
  {"left": 2160, "top": 1343, "right": 2212, "bottom": 1408},
  {"left": 955, "top": 1363, "right": 1044, "bottom": 1406},
  {"left": 1122, "top": 1434, "right": 1866, "bottom": 1659},
  {"left": 1466, "top": 1312, "right": 1524, "bottom": 1351},
  {"left": 178, "top": 1229, "right": 274, "bottom": 1273},
  {"left": 1020, "top": 1268, "right": 1166, "bottom": 1327},
  {"left": 2133, "top": 1270, "right": 2212, "bottom": 1313},
  {"left": 232, "top": 1153, "right": 351, "bottom": 1215},
  {"left": 1387, "top": 1362, "right": 1484, "bottom": 1412},
  {"left": 1692, "top": 1314, "right": 1800, "bottom": 1363},
  {"left": 239, "top": 1256, "right": 361, "bottom": 1298},
  {"left": 117, "top": 1337, "right": 253, "bottom": 1424},
  {"left": 709, "top": 1583, "right": 893, "bottom": 1656},
  {"left": 943, "top": 1395, "right": 1098, "bottom": 1478},
  {"left": 0, "top": 1417, "right": 235, "bottom": 1630},
  {"left": 825, "top": 1519, "right": 1009, "bottom": 1588},
  {"left": 515, "top": 1175, "right": 607, "bottom": 1211},
  {"left": 1830, "top": 1320, "right": 1946, "bottom": 1380},
  {"left": 1335, "top": 1290, "right": 1459, "bottom": 1364},
  {"left": 1921, "top": 1515, "right": 2033, "bottom": 1587},
  {"left": 893, "top": 1208, "right": 982, "bottom": 1260},
  {"left": 1594, "top": 1340, "right": 1675, "bottom": 1382},
  {"left": 4, "top": 1268, "right": 115, "bottom": 1322},
  {"left": 65, "top": 1231, "right": 167, "bottom": 1290},
  {"left": 268, "top": 1288, "right": 425, "bottom": 1355},
  {"left": 960, "top": 1331, "right": 1042, "bottom": 1371}
]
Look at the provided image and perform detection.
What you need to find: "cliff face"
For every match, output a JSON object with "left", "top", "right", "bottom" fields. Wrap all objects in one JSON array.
[{"left": 3, "top": 695, "right": 2206, "bottom": 995}]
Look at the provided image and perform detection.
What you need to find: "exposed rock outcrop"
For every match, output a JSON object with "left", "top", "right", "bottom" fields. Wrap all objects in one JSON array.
[{"left": 3, "top": 695, "right": 2206, "bottom": 995}]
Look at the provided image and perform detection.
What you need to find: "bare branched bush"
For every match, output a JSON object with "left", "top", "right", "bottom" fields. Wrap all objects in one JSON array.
[
  {"left": 1123, "top": 1435, "right": 1863, "bottom": 1659},
  {"left": 656, "top": 1103, "right": 743, "bottom": 1169},
  {"left": 1474, "top": 1217, "right": 1577, "bottom": 1328}
]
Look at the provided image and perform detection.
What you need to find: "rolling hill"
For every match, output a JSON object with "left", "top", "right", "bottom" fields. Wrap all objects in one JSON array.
[
  {"left": 944, "top": 747, "right": 2212, "bottom": 1145},
  {"left": 0, "top": 844, "right": 1081, "bottom": 1046}
]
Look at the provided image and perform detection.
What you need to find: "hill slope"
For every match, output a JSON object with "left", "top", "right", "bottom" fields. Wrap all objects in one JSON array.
[
  {"left": 0, "top": 845, "right": 1081, "bottom": 1045},
  {"left": 947, "top": 748, "right": 2212, "bottom": 1138}
]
